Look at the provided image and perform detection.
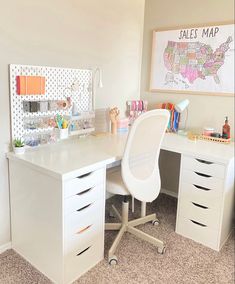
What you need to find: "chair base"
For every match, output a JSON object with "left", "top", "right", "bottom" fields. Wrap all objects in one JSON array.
[{"left": 105, "top": 201, "right": 166, "bottom": 264}]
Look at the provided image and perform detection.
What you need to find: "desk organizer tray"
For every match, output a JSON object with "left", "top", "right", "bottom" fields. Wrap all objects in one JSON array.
[{"left": 198, "top": 135, "right": 231, "bottom": 144}]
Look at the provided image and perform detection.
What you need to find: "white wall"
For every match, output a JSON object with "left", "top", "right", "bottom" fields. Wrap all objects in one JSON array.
[
  {"left": 0, "top": 0, "right": 145, "bottom": 248},
  {"left": 141, "top": 0, "right": 234, "bottom": 136}
]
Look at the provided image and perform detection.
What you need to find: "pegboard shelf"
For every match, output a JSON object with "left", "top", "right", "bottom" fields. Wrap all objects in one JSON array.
[
  {"left": 23, "top": 110, "right": 69, "bottom": 118},
  {"left": 70, "top": 128, "right": 95, "bottom": 136},
  {"left": 10, "top": 64, "right": 94, "bottom": 145},
  {"left": 24, "top": 127, "right": 54, "bottom": 133}
]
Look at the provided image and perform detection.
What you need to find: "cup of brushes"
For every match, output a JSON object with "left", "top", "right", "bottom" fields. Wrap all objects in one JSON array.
[{"left": 55, "top": 114, "right": 69, "bottom": 140}]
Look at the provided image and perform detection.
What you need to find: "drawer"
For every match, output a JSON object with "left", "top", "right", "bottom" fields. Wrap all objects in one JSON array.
[
  {"left": 181, "top": 169, "right": 224, "bottom": 192},
  {"left": 64, "top": 237, "right": 103, "bottom": 284},
  {"left": 176, "top": 216, "right": 219, "bottom": 250},
  {"left": 65, "top": 199, "right": 104, "bottom": 237},
  {"left": 178, "top": 198, "right": 221, "bottom": 230},
  {"left": 64, "top": 168, "right": 105, "bottom": 198},
  {"left": 180, "top": 182, "right": 222, "bottom": 208},
  {"left": 64, "top": 184, "right": 104, "bottom": 215},
  {"left": 64, "top": 214, "right": 103, "bottom": 255},
  {"left": 182, "top": 156, "right": 225, "bottom": 179}
]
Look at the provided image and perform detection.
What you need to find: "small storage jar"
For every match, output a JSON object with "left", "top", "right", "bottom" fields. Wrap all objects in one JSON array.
[{"left": 203, "top": 127, "right": 214, "bottom": 136}]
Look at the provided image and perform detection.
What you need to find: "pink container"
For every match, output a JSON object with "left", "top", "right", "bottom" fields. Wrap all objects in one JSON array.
[
  {"left": 117, "top": 118, "right": 129, "bottom": 129},
  {"left": 203, "top": 127, "right": 214, "bottom": 136}
]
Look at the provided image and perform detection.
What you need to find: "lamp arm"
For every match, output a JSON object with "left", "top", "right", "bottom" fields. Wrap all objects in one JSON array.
[
  {"left": 91, "top": 67, "right": 103, "bottom": 111},
  {"left": 183, "top": 107, "right": 188, "bottom": 130}
]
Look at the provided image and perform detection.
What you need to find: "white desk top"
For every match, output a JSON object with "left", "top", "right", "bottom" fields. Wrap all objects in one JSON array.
[{"left": 7, "top": 133, "right": 234, "bottom": 180}]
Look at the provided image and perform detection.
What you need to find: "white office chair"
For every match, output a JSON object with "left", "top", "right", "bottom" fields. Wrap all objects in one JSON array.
[{"left": 105, "top": 109, "right": 170, "bottom": 265}]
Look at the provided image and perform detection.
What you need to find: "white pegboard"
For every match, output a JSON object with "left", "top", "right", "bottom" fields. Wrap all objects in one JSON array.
[{"left": 10, "top": 64, "right": 93, "bottom": 141}]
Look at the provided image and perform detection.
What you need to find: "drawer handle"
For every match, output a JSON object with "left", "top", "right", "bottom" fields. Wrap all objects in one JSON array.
[
  {"left": 195, "top": 172, "right": 212, "bottom": 178},
  {"left": 77, "top": 187, "right": 93, "bottom": 196},
  {"left": 77, "top": 203, "right": 93, "bottom": 212},
  {"left": 196, "top": 159, "right": 213, "bottom": 165},
  {"left": 190, "top": 220, "right": 207, "bottom": 227},
  {"left": 76, "top": 246, "right": 91, "bottom": 256},
  {"left": 77, "top": 172, "right": 92, "bottom": 179},
  {"left": 192, "top": 202, "right": 209, "bottom": 209},
  {"left": 193, "top": 184, "right": 211, "bottom": 191},
  {"left": 76, "top": 224, "right": 92, "bottom": 234}
]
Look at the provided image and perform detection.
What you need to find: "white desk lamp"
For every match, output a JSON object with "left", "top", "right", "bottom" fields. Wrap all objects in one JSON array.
[{"left": 175, "top": 99, "right": 189, "bottom": 135}]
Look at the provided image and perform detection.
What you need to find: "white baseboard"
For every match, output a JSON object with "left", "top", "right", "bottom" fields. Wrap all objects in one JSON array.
[
  {"left": 0, "top": 242, "right": 12, "bottom": 254},
  {"left": 160, "top": 188, "right": 178, "bottom": 198}
]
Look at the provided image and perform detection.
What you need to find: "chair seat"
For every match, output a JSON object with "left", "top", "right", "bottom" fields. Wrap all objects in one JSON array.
[{"left": 107, "top": 167, "right": 130, "bottom": 196}]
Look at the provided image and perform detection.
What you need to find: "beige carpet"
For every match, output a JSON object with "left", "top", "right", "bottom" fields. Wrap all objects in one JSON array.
[{"left": 0, "top": 194, "right": 234, "bottom": 284}]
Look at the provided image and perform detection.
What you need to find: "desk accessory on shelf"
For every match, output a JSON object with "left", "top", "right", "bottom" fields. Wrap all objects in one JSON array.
[
  {"left": 109, "top": 107, "right": 120, "bottom": 134},
  {"left": 126, "top": 100, "right": 147, "bottom": 125},
  {"left": 66, "top": 111, "right": 95, "bottom": 136}
]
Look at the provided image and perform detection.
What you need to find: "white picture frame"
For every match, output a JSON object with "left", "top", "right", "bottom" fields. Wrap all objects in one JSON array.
[{"left": 150, "top": 22, "right": 234, "bottom": 96}]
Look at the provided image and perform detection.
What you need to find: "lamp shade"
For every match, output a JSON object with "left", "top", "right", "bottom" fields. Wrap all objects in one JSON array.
[{"left": 175, "top": 99, "right": 189, "bottom": 113}]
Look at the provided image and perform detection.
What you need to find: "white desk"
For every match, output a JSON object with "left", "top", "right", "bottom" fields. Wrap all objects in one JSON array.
[{"left": 7, "top": 133, "right": 234, "bottom": 284}]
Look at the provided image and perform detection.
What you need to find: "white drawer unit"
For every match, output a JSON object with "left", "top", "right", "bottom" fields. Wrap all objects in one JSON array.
[
  {"left": 176, "top": 154, "right": 234, "bottom": 251},
  {"left": 8, "top": 160, "right": 106, "bottom": 284},
  {"left": 64, "top": 200, "right": 105, "bottom": 284},
  {"left": 63, "top": 169, "right": 106, "bottom": 284}
]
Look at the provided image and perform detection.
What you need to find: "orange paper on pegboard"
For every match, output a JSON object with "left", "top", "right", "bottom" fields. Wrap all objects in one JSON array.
[{"left": 16, "top": 76, "right": 45, "bottom": 95}]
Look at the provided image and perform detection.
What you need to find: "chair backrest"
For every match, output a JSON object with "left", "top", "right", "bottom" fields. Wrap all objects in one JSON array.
[{"left": 121, "top": 109, "right": 170, "bottom": 202}]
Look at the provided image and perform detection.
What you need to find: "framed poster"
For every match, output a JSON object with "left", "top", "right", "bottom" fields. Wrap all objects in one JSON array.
[{"left": 150, "top": 22, "right": 234, "bottom": 96}]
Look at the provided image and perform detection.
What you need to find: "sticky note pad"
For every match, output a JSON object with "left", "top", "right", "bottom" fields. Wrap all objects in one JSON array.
[{"left": 16, "top": 76, "right": 46, "bottom": 95}]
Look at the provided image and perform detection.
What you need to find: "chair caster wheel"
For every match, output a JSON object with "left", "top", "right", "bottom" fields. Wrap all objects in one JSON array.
[
  {"left": 109, "top": 255, "right": 118, "bottom": 265},
  {"left": 152, "top": 219, "right": 160, "bottom": 226},
  {"left": 157, "top": 246, "right": 166, "bottom": 254}
]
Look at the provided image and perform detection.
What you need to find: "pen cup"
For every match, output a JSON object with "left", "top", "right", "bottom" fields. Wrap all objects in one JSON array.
[{"left": 56, "top": 128, "right": 68, "bottom": 140}]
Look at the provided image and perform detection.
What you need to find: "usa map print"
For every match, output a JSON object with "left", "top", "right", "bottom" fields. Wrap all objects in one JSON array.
[{"left": 150, "top": 23, "right": 234, "bottom": 95}]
